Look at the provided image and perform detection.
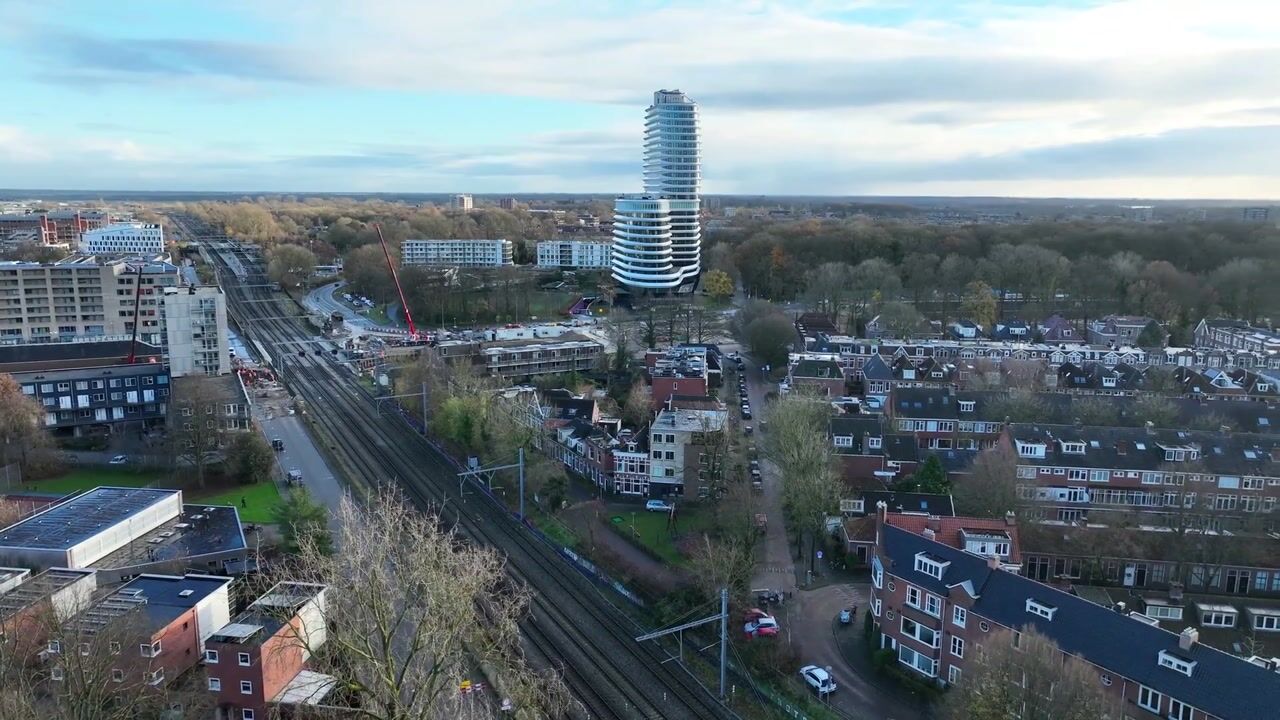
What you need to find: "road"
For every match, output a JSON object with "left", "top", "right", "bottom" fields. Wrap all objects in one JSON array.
[
  {"left": 303, "top": 281, "right": 385, "bottom": 332},
  {"left": 258, "top": 413, "right": 345, "bottom": 535},
  {"left": 739, "top": 349, "right": 926, "bottom": 720}
]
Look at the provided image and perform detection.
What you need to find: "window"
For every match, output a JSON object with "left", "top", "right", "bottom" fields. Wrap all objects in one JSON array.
[
  {"left": 979, "top": 621, "right": 990, "bottom": 632},
  {"left": 948, "top": 664, "right": 961, "bottom": 685},
  {"left": 204, "top": 649, "right": 218, "bottom": 663},
  {"left": 872, "top": 557, "right": 883, "bottom": 589},
  {"left": 887, "top": 580, "right": 895, "bottom": 592},
  {"left": 240, "top": 680, "right": 253, "bottom": 695},
  {"left": 868, "top": 436, "right": 882, "bottom": 450},
  {"left": 1201, "top": 610, "right": 1236, "bottom": 628},
  {"left": 1158, "top": 650, "right": 1196, "bottom": 677},
  {"left": 1025, "top": 599, "right": 1057, "bottom": 620},
  {"left": 1167, "top": 699, "right": 1194, "bottom": 720},
  {"left": 1100, "top": 673, "right": 1112, "bottom": 686},
  {"left": 208, "top": 678, "right": 221, "bottom": 691},
  {"left": 958, "top": 401, "right": 975, "bottom": 413},
  {"left": 111, "top": 668, "right": 124, "bottom": 683},
  {"left": 238, "top": 652, "right": 251, "bottom": 666},
  {"left": 1053, "top": 467, "right": 1065, "bottom": 475},
  {"left": 50, "top": 667, "right": 64, "bottom": 681},
  {"left": 950, "top": 635, "right": 965, "bottom": 658},
  {"left": 141, "top": 640, "right": 161, "bottom": 657},
  {"left": 872, "top": 598, "right": 882, "bottom": 617},
  {"left": 1253, "top": 614, "right": 1280, "bottom": 631},
  {"left": 1137, "top": 685, "right": 1163, "bottom": 713},
  {"left": 243, "top": 710, "right": 256, "bottom": 720},
  {"left": 906, "top": 586, "right": 921, "bottom": 610},
  {"left": 953, "top": 606, "right": 967, "bottom": 628},
  {"left": 914, "top": 553, "right": 948, "bottom": 580},
  {"left": 47, "top": 640, "right": 61, "bottom": 654},
  {"left": 147, "top": 668, "right": 164, "bottom": 685},
  {"left": 109, "top": 641, "right": 120, "bottom": 655},
  {"left": 925, "top": 594, "right": 942, "bottom": 617},
  {"left": 897, "top": 644, "right": 937, "bottom": 677},
  {"left": 1145, "top": 605, "right": 1183, "bottom": 621},
  {"left": 79, "top": 642, "right": 90, "bottom": 656}
]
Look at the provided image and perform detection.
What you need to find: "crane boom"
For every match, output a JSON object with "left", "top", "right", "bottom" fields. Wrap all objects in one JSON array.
[{"left": 372, "top": 223, "right": 418, "bottom": 340}]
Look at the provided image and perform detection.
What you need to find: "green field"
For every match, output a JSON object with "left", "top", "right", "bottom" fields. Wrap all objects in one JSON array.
[
  {"left": 190, "top": 481, "right": 283, "bottom": 524},
  {"left": 32, "top": 469, "right": 160, "bottom": 495},
  {"left": 612, "top": 505, "right": 715, "bottom": 565}
]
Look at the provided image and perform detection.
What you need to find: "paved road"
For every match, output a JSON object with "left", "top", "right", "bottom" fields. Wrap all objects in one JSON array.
[
  {"left": 303, "top": 281, "right": 396, "bottom": 334},
  {"left": 258, "top": 412, "right": 346, "bottom": 536}
]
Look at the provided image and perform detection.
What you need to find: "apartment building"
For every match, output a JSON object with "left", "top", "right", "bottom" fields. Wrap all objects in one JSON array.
[
  {"left": 870, "top": 510, "right": 1280, "bottom": 719},
  {"left": 400, "top": 238, "right": 513, "bottom": 267},
  {"left": 0, "top": 256, "right": 229, "bottom": 375},
  {"left": 646, "top": 346, "right": 716, "bottom": 410},
  {"left": 1004, "top": 423, "right": 1279, "bottom": 530},
  {"left": 0, "top": 568, "right": 98, "bottom": 661},
  {"left": 205, "top": 582, "right": 332, "bottom": 720},
  {"left": 474, "top": 334, "right": 603, "bottom": 379},
  {"left": 54, "top": 574, "right": 232, "bottom": 691},
  {"left": 649, "top": 406, "right": 728, "bottom": 498},
  {"left": 536, "top": 239, "right": 612, "bottom": 268},
  {"left": 80, "top": 223, "right": 165, "bottom": 255},
  {"left": 1, "top": 341, "right": 169, "bottom": 436},
  {"left": 0, "top": 212, "right": 55, "bottom": 244},
  {"left": 450, "top": 194, "right": 474, "bottom": 212},
  {"left": 1194, "top": 319, "right": 1280, "bottom": 355},
  {"left": 46, "top": 209, "right": 112, "bottom": 243},
  {"left": 1087, "top": 314, "right": 1167, "bottom": 347}
]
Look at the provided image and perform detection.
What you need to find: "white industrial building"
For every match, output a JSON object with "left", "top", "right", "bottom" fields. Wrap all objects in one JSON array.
[
  {"left": 80, "top": 222, "right": 165, "bottom": 255},
  {"left": 612, "top": 90, "right": 701, "bottom": 292},
  {"left": 536, "top": 240, "right": 612, "bottom": 269},
  {"left": 401, "top": 239, "right": 513, "bottom": 267}
]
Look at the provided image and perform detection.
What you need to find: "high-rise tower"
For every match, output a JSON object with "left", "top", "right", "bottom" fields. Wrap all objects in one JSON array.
[{"left": 612, "top": 90, "right": 701, "bottom": 292}]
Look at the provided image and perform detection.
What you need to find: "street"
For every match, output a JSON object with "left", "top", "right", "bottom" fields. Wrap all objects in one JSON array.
[{"left": 258, "top": 412, "right": 346, "bottom": 536}]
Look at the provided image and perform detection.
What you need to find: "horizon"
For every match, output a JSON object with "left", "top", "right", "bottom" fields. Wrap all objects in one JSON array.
[{"left": 1, "top": 1, "right": 1278, "bottom": 197}]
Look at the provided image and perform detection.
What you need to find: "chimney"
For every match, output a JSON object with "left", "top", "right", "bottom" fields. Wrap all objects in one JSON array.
[
  {"left": 927, "top": 516, "right": 942, "bottom": 533},
  {"left": 1115, "top": 601, "right": 1126, "bottom": 614},
  {"left": 1144, "top": 420, "right": 1156, "bottom": 435},
  {"left": 1004, "top": 510, "right": 1017, "bottom": 527},
  {"left": 1179, "top": 627, "right": 1199, "bottom": 652},
  {"left": 1169, "top": 582, "right": 1184, "bottom": 601},
  {"left": 987, "top": 555, "right": 1000, "bottom": 570},
  {"left": 922, "top": 528, "right": 936, "bottom": 541}
]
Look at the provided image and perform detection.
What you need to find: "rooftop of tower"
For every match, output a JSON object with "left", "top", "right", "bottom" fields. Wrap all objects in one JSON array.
[{"left": 653, "top": 89, "right": 694, "bottom": 105}]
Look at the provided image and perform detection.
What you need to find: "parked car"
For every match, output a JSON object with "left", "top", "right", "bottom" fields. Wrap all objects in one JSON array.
[
  {"left": 839, "top": 608, "right": 853, "bottom": 624},
  {"left": 757, "top": 589, "right": 782, "bottom": 605},
  {"left": 744, "top": 617, "right": 779, "bottom": 638},
  {"left": 744, "top": 425, "right": 753, "bottom": 436},
  {"left": 271, "top": 438, "right": 284, "bottom": 451},
  {"left": 741, "top": 407, "right": 752, "bottom": 420},
  {"left": 108, "top": 454, "right": 128, "bottom": 465},
  {"left": 286, "top": 469, "right": 304, "bottom": 486},
  {"left": 800, "top": 665, "right": 837, "bottom": 695},
  {"left": 645, "top": 499, "right": 673, "bottom": 513}
]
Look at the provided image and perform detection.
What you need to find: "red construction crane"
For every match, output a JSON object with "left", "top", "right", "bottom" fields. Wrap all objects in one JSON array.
[{"left": 373, "top": 223, "right": 419, "bottom": 340}]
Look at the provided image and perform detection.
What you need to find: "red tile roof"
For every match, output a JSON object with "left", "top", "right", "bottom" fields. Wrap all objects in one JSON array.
[{"left": 885, "top": 512, "right": 1022, "bottom": 563}]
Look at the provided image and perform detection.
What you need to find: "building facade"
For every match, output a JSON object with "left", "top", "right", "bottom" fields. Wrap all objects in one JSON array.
[
  {"left": 1194, "top": 319, "right": 1280, "bottom": 355},
  {"left": 612, "top": 89, "right": 701, "bottom": 292},
  {"left": 450, "top": 194, "right": 473, "bottom": 212},
  {"left": 80, "top": 223, "right": 165, "bottom": 255},
  {"left": 870, "top": 511, "right": 1280, "bottom": 719},
  {"left": 400, "top": 239, "right": 513, "bottom": 267},
  {"left": 536, "top": 239, "right": 612, "bottom": 268},
  {"left": 162, "top": 286, "right": 231, "bottom": 376},
  {"left": 648, "top": 407, "right": 727, "bottom": 498}
]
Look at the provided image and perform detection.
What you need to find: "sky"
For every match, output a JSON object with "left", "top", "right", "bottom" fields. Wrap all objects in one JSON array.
[{"left": 0, "top": 0, "right": 1277, "bottom": 198}]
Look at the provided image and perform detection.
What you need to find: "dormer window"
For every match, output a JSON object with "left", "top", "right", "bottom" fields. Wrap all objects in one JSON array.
[
  {"left": 1157, "top": 650, "right": 1196, "bottom": 677},
  {"left": 1102, "top": 376, "right": 1117, "bottom": 387},
  {"left": 914, "top": 552, "right": 949, "bottom": 580},
  {"left": 1026, "top": 599, "right": 1057, "bottom": 620},
  {"left": 1061, "top": 441, "right": 1085, "bottom": 455},
  {"left": 1016, "top": 441, "right": 1047, "bottom": 459},
  {"left": 959, "top": 401, "right": 975, "bottom": 413}
]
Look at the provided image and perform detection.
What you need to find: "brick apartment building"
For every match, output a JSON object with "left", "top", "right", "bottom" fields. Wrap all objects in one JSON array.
[
  {"left": 645, "top": 346, "right": 717, "bottom": 410},
  {"left": 0, "top": 567, "right": 98, "bottom": 661},
  {"left": 869, "top": 506, "right": 1280, "bottom": 719},
  {"left": 205, "top": 582, "right": 331, "bottom": 720}
]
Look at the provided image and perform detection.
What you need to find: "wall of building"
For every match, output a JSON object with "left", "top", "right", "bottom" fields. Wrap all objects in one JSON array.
[{"left": 64, "top": 492, "right": 183, "bottom": 568}]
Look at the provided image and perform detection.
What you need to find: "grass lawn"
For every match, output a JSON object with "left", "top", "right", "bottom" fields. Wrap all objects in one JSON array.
[
  {"left": 33, "top": 468, "right": 161, "bottom": 495},
  {"left": 611, "top": 504, "right": 716, "bottom": 565},
  {"left": 190, "top": 481, "right": 283, "bottom": 524}
]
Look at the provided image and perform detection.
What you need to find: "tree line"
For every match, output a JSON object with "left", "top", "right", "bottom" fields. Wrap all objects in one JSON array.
[{"left": 706, "top": 219, "right": 1280, "bottom": 338}]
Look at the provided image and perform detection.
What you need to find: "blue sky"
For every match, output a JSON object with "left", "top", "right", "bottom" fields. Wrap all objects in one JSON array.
[{"left": 0, "top": 0, "right": 1277, "bottom": 197}]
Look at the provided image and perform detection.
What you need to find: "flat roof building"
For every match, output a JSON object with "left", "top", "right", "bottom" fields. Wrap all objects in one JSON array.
[
  {"left": 80, "top": 222, "right": 165, "bottom": 256},
  {"left": 536, "top": 239, "right": 611, "bottom": 269},
  {"left": 401, "top": 239, "right": 513, "bottom": 267}
]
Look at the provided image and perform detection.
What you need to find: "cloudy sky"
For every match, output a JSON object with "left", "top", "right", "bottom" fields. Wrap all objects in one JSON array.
[{"left": 0, "top": 0, "right": 1277, "bottom": 197}]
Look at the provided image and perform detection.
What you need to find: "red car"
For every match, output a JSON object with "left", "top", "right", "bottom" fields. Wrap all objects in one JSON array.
[{"left": 744, "top": 616, "right": 779, "bottom": 638}]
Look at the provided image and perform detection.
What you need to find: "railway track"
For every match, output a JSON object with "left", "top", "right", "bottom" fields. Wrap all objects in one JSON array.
[{"left": 208, "top": 241, "right": 736, "bottom": 720}]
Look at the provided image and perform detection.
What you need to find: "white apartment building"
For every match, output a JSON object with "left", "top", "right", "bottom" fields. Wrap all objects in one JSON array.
[
  {"left": 613, "top": 89, "right": 702, "bottom": 292},
  {"left": 0, "top": 256, "right": 229, "bottom": 377},
  {"left": 536, "top": 240, "right": 612, "bottom": 269},
  {"left": 451, "top": 194, "right": 474, "bottom": 212},
  {"left": 648, "top": 406, "right": 727, "bottom": 498},
  {"left": 401, "top": 239, "right": 513, "bottom": 267},
  {"left": 80, "top": 222, "right": 165, "bottom": 255}
]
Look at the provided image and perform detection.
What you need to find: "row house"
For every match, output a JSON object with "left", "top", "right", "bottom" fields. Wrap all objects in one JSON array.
[
  {"left": 611, "top": 430, "right": 651, "bottom": 496},
  {"left": 1174, "top": 366, "right": 1280, "bottom": 402},
  {"left": 1087, "top": 314, "right": 1168, "bottom": 347},
  {"left": 785, "top": 358, "right": 847, "bottom": 397},
  {"left": 1194, "top": 319, "right": 1280, "bottom": 355},
  {"left": 1038, "top": 313, "right": 1079, "bottom": 343},
  {"left": 888, "top": 387, "right": 1008, "bottom": 452},
  {"left": 1004, "top": 423, "right": 1280, "bottom": 530},
  {"left": 870, "top": 507, "right": 1280, "bottom": 719},
  {"left": 829, "top": 414, "right": 978, "bottom": 490},
  {"left": 206, "top": 582, "right": 332, "bottom": 720},
  {"left": 990, "top": 319, "right": 1032, "bottom": 342},
  {"left": 1056, "top": 361, "right": 1147, "bottom": 396},
  {"left": 549, "top": 419, "right": 617, "bottom": 490},
  {"left": 859, "top": 354, "right": 962, "bottom": 396},
  {"left": 1151, "top": 347, "right": 1280, "bottom": 371}
]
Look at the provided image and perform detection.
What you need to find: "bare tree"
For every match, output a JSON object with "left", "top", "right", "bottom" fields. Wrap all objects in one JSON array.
[
  {"left": 622, "top": 382, "right": 653, "bottom": 428},
  {"left": 953, "top": 445, "right": 1022, "bottom": 519},
  {"left": 277, "top": 490, "right": 571, "bottom": 720},
  {"left": 766, "top": 393, "right": 841, "bottom": 575},
  {"left": 944, "top": 627, "right": 1121, "bottom": 720},
  {"left": 0, "top": 373, "right": 47, "bottom": 478},
  {"left": 266, "top": 243, "right": 318, "bottom": 288},
  {"left": 168, "top": 377, "right": 227, "bottom": 488}
]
